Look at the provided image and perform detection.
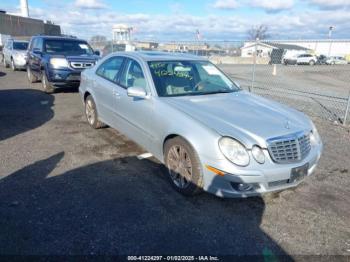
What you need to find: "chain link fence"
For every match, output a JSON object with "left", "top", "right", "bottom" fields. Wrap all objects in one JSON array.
[{"left": 89, "top": 39, "right": 350, "bottom": 126}]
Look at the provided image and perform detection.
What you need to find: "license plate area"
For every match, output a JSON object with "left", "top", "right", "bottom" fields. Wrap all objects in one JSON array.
[
  {"left": 67, "top": 75, "right": 81, "bottom": 81},
  {"left": 289, "top": 163, "right": 309, "bottom": 183}
]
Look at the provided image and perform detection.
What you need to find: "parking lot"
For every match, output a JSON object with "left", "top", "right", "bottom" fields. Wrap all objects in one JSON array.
[
  {"left": 0, "top": 64, "right": 349, "bottom": 257},
  {"left": 219, "top": 64, "right": 350, "bottom": 123}
]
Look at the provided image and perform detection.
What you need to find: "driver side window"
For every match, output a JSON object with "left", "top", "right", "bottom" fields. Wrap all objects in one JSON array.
[{"left": 119, "top": 59, "right": 147, "bottom": 90}]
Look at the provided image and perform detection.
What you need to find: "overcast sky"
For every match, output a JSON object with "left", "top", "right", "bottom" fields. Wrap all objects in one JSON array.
[{"left": 2, "top": 0, "right": 350, "bottom": 41}]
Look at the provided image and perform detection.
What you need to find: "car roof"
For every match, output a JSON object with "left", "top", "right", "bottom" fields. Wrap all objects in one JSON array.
[
  {"left": 32, "top": 35, "right": 86, "bottom": 42},
  {"left": 114, "top": 51, "right": 207, "bottom": 62}
]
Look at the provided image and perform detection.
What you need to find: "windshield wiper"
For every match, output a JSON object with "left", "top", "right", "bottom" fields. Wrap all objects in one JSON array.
[{"left": 192, "top": 90, "right": 234, "bottom": 96}]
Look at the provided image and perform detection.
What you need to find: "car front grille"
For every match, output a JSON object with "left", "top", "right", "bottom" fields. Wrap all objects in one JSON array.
[
  {"left": 267, "top": 131, "right": 311, "bottom": 164},
  {"left": 70, "top": 62, "right": 94, "bottom": 69}
]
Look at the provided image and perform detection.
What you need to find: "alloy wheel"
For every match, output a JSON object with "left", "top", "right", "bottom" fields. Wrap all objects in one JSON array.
[
  {"left": 85, "top": 99, "right": 96, "bottom": 125},
  {"left": 167, "top": 144, "right": 193, "bottom": 189}
]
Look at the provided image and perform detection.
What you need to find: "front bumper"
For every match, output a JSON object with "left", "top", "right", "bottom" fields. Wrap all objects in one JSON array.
[
  {"left": 13, "top": 56, "right": 27, "bottom": 68},
  {"left": 47, "top": 68, "right": 82, "bottom": 85},
  {"left": 201, "top": 142, "right": 323, "bottom": 198}
]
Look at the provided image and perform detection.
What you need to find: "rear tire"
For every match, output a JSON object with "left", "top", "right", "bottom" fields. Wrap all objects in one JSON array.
[
  {"left": 164, "top": 137, "right": 203, "bottom": 196},
  {"left": 27, "top": 66, "right": 38, "bottom": 83},
  {"left": 41, "top": 72, "right": 54, "bottom": 94},
  {"left": 84, "top": 95, "right": 105, "bottom": 129},
  {"left": 309, "top": 60, "right": 315, "bottom": 66}
]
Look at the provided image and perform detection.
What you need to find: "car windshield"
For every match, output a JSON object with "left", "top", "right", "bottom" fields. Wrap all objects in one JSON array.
[
  {"left": 148, "top": 60, "right": 240, "bottom": 97},
  {"left": 44, "top": 40, "right": 94, "bottom": 55},
  {"left": 13, "top": 42, "right": 28, "bottom": 50}
]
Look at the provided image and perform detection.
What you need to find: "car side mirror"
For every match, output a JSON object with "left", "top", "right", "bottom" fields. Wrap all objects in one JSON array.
[
  {"left": 127, "top": 86, "right": 147, "bottom": 99},
  {"left": 33, "top": 48, "right": 42, "bottom": 55},
  {"left": 94, "top": 50, "right": 100, "bottom": 56}
]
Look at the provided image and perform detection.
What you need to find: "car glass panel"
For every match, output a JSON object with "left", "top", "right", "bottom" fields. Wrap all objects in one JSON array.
[
  {"left": 120, "top": 59, "right": 147, "bottom": 90},
  {"left": 148, "top": 60, "right": 240, "bottom": 97},
  {"left": 44, "top": 40, "right": 94, "bottom": 55},
  {"left": 96, "top": 56, "right": 124, "bottom": 83},
  {"left": 13, "top": 42, "right": 28, "bottom": 50}
]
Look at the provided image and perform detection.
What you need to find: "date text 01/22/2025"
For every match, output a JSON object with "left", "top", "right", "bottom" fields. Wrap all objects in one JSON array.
[{"left": 127, "top": 256, "right": 219, "bottom": 261}]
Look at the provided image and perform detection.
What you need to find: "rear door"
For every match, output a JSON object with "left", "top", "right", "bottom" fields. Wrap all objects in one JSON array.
[{"left": 93, "top": 56, "right": 125, "bottom": 124}]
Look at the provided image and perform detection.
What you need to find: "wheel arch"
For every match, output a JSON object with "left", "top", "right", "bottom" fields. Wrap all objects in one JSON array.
[
  {"left": 162, "top": 134, "right": 197, "bottom": 161},
  {"left": 83, "top": 91, "right": 91, "bottom": 102}
]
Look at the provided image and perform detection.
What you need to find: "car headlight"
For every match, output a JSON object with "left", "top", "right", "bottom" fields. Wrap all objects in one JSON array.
[
  {"left": 50, "top": 58, "right": 69, "bottom": 69},
  {"left": 219, "top": 137, "right": 250, "bottom": 166},
  {"left": 310, "top": 124, "right": 321, "bottom": 145},
  {"left": 252, "top": 145, "right": 265, "bottom": 164}
]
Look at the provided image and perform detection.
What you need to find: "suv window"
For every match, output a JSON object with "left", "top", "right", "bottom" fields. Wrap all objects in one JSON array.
[
  {"left": 96, "top": 56, "right": 124, "bottom": 82},
  {"left": 33, "top": 38, "right": 42, "bottom": 51},
  {"left": 6, "top": 41, "right": 12, "bottom": 49},
  {"left": 119, "top": 59, "right": 147, "bottom": 90},
  {"left": 13, "top": 42, "right": 28, "bottom": 50},
  {"left": 44, "top": 39, "right": 93, "bottom": 55}
]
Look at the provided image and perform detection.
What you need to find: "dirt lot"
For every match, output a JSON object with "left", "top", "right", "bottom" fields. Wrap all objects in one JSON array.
[{"left": 0, "top": 64, "right": 349, "bottom": 258}]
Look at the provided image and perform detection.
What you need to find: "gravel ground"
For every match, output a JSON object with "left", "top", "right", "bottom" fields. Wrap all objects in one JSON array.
[{"left": 0, "top": 64, "right": 349, "bottom": 259}]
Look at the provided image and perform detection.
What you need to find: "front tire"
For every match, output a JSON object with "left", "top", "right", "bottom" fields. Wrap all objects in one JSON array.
[
  {"left": 11, "top": 59, "right": 16, "bottom": 71},
  {"left": 309, "top": 60, "right": 315, "bottom": 66},
  {"left": 84, "top": 95, "right": 105, "bottom": 129},
  {"left": 164, "top": 137, "right": 203, "bottom": 196},
  {"left": 41, "top": 71, "right": 54, "bottom": 94}
]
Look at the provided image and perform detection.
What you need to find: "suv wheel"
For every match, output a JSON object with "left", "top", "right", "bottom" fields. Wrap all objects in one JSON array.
[
  {"left": 11, "top": 59, "right": 16, "bottom": 71},
  {"left": 164, "top": 137, "right": 203, "bottom": 196},
  {"left": 42, "top": 72, "right": 54, "bottom": 93},
  {"left": 309, "top": 60, "right": 315, "bottom": 66},
  {"left": 84, "top": 95, "right": 105, "bottom": 129},
  {"left": 27, "top": 66, "right": 38, "bottom": 83}
]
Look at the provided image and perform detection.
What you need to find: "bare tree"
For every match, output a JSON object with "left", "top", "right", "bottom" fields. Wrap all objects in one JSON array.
[
  {"left": 247, "top": 25, "right": 269, "bottom": 40},
  {"left": 90, "top": 35, "right": 107, "bottom": 43}
]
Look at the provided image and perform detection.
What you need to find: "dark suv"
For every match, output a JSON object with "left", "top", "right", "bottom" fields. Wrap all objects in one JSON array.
[{"left": 27, "top": 35, "right": 100, "bottom": 93}]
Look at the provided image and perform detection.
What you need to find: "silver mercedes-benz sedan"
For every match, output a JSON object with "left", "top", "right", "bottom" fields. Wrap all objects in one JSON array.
[{"left": 79, "top": 51, "right": 323, "bottom": 198}]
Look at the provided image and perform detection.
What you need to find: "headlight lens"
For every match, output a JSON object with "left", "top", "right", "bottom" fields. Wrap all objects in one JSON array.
[
  {"left": 219, "top": 137, "right": 250, "bottom": 166},
  {"left": 50, "top": 58, "right": 69, "bottom": 69},
  {"left": 252, "top": 145, "right": 265, "bottom": 164}
]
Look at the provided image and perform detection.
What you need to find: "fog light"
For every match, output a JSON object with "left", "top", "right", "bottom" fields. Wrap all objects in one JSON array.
[
  {"left": 252, "top": 145, "right": 265, "bottom": 164},
  {"left": 231, "top": 182, "right": 259, "bottom": 192}
]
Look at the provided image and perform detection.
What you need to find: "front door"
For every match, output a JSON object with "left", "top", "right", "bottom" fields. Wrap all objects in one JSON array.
[{"left": 112, "top": 58, "right": 155, "bottom": 151}]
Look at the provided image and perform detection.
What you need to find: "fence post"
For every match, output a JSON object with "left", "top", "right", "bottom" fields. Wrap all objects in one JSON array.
[
  {"left": 250, "top": 38, "right": 258, "bottom": 92},
  {"left": 344, "top": 91, "right": 350, "bottom": 126}
]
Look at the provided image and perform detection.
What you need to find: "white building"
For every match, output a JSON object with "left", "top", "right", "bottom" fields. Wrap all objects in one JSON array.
[
  {"left": 241, "top": 40, "right": 350, "bottom": 57},
  {"left": 241, "top": 42, "right": 308, "bottom": 58},
  {"left": 278, "top": 40, "right": 350, "bottom": 57},
  {"left": 112, "top": 24, "right": 133, "bottom": 43}
]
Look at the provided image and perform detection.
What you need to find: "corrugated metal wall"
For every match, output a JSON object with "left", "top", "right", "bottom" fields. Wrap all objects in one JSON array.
[{"left": 0, "top": 13, "right": 60, "bottom": 37}]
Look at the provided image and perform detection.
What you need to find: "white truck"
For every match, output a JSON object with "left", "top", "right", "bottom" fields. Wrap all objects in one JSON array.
[{"left": 0, "top": 34, "right": 11, "bottom": 62}]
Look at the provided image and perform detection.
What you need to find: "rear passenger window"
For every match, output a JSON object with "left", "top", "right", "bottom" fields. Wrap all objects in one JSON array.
[{"left": 96, "top": 56, "right": 124, "bottom": 82}]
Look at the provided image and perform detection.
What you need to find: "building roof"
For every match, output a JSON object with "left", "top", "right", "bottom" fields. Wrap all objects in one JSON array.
[
  {"left": 265, "top": 42, "right": 309, "bottom": 50},
  {"left": 242, "top": 41, "right": 309, "bottom": 51}
]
